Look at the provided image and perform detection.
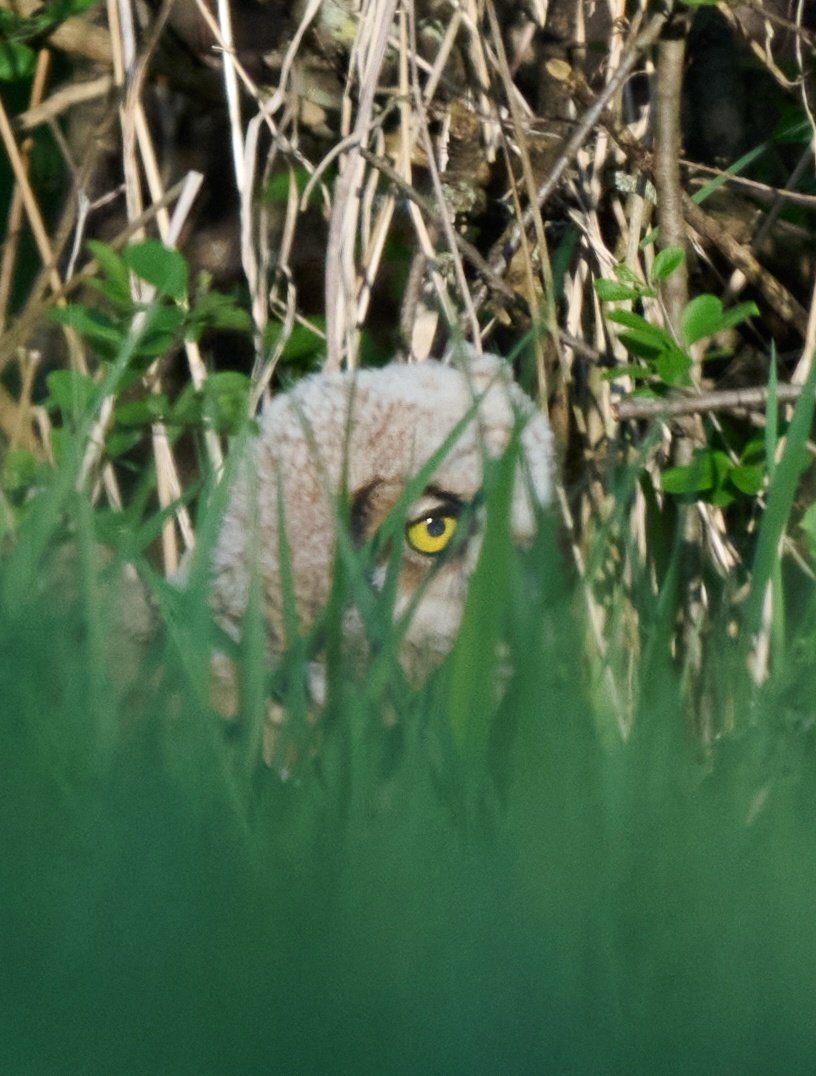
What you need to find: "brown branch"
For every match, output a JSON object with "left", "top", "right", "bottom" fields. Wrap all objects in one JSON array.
[
  {"left": 653, "top": 19, "right": 689, "bottom": 338},
  {"left": 684, "top": 160, "right": 816, "bottom": 212},
  {"left": 15, "top": 75, "right": 115, "bottom": 132},
  {"left": 681, "top": 194, "right": 808, "bottom": 332},
  {"left": 614, "top": 383, "right": 806, "bottom": 422},
  {"left": 359, "top": 147, "right": 610, "bottom": 367}
]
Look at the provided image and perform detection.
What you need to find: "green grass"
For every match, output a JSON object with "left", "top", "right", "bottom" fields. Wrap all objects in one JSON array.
[{"left": 2, "top": 449, "right": 816, "bottom": 1075}]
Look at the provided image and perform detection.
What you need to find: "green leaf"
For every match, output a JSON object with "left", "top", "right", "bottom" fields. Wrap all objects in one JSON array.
[
  {"left": 651, "top": 246, "right": 685, "bottom": 283},
  {"left": 595, "top": 279, "right": 643, "bottom": 302},
  {"left": 660, "top": 445, "right": 752, "bottom": 506},
  {"left": 681, "top": 294, "right": 724, "bottom": 346},
  {"left": 744, "top": 353, "right": 816, "bottom": 640},
  {"left": 706, "top": 451, "right": 736, "bottom": 506},
  {"left": 739, "top": 436, "right": 766, "bottom": 467},
  {"left": 800, "top": 502, "right": 816, "bottom": 561},
  {"left": 48, "top": 425, "right": 67, "bottom": 464},
  {"left": 44, "top": 0, "right": 98, "bottom": 19},
  {"left": 45, "top": 369, "right": 97, "bottom": 416},
  {"left": 264, "top": 166, "right": 311, "bottom": 205},
  {"left": 168, "top": 384, "right": 204, "bottom": 427},
  {"left": 105, "top": 429, "right": 143, "bottom": 459},
  {"left": 765, "top": 349, "right": 778, "bottom": 483},
  {"left": 132, "top": 305, "right": 185, "bottom": 358},
  {"left": 654, "top": 347, "right": 692, "bottom": 386},
  {"left": 202, "top": 371, "right": 250, "bottom": 434},
  {"left": 265, "top": 320, "right": 326, "bottom": 366},
  {"left": 115, "top": 395, "right": 169, "bottom": 426},
  {"left": 617, "top": 334, "right": 663, "bottom": 361},
  {"left": 600, "top": 365, "right": 654, "bottom": 382},
  {"left": 608, "top": 311, "right": 678, "bottom": 364},
  {"left": 448, "top": 444, "right": 517, "bottom": 757},
  {"left": 283, "top": 323, "right": 325, "bottom": 361},
  {"left": 717, "top": 301, "right": 759, "bottom": 333},
  {"left": 661, "top": 453, "right": 714, "bottom": 494},
  {"left": 681, "top": 294, "right": 758, "bottom": 347},
  {"left": 50, "top": 304, "right": 123, "bottom": 358},
  {"left": 2, "top": 447, "right": 40, "bottom": 493},
  {"left": 123, "top": 239, "right": 188, "bottom": 301},
  {"left": 86, "top": 239, "right": 132, "bottom": 305},
  {"left": 186, "top": 288, "right": 252, "bottom": 340},
  {"left": 0, "top": 41, "right": 35, "bottom": 81},
  {"left": 729, "top": 463, "right": 765, "bottom": 496},
  {"left": 606, "top": 310, "right": 669, "bottom": 340},
  {"left": 612, "top": 263, "right": 643, "bottom": 285}
]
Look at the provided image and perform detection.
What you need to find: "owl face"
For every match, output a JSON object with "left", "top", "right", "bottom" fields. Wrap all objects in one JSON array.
[
  {"left": 356, "top": 484, "right": 483, "bottom": 669},
  {"left": 209, "top": 346, "right": 554, "bottom": 696}
]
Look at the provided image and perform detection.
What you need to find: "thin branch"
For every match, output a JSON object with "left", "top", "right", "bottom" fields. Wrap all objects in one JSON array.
[
  {"left": 682, "top": 194, "right": 808, "bottom": 332},
  {"left": 614, "top": 383, "right": 809, "bottom": 422},
  {"left": 15, "top": 75, "right": 114, "bottom": 131},
  {"left": 653, "top": 18, "right": 689, "bottom": 339}
]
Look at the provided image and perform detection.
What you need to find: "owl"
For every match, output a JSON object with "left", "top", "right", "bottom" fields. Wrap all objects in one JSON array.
[{"left": 208, "top": 344, "right": 554, "bottom": 718}]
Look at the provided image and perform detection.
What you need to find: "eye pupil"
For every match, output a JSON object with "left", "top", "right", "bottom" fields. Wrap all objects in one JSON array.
[{"left": 405, "top": 509, "right": 459, "bottom": 555}]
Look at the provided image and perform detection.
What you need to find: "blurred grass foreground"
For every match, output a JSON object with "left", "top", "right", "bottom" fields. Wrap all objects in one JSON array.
[
  {"left": 2, "top": 483, "right": 816, "bottom": 1076},
  {"left": 3, "top": 0, "right": 816, "bottom": 1069}
]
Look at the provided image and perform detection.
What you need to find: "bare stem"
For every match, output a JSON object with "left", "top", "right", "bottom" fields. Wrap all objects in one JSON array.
[{"left": 653, "top": 22, "right": 689, "bottom": 338}]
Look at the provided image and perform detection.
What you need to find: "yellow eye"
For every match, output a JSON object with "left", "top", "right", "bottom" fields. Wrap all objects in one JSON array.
[{"left": 405, "top": 513, "right": 458, "bottom": 556}]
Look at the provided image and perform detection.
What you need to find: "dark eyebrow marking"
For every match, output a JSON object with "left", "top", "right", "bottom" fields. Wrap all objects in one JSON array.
[
  {"left": 407, "top": 494, "right": 464, "bottom": 526},
  {"left": 349, "top": 480, "right": 379, "bottom": 546},
  {"left": 406, "top": 488, "right": 474, "bottom": 528},
  {"left": 422, "top": 485, "right": 466, "bottom": 508}
]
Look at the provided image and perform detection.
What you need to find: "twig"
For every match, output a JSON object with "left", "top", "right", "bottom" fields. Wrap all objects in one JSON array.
[
  {"left": 681, "top": 194, "right": 808, "bottom": 332},
  {"left": 484, "top": 0, "right": 559, "bottom": 381},
  {"left": 614, "top": 383, "right": 809, "bottom": 422},
  {"left": 653, "top": 18, "right": 689, "bottom": 338},
  {"left": 15, "top": 75, "right": 114, "bottom": 132},
  {"left": 685, "top": 160, "right": 816, "bottom": 210}
]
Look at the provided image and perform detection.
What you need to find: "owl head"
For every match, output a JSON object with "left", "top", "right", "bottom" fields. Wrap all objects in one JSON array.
[{"left": 209, "top": 345, "right": 554, "bottom": 697}]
